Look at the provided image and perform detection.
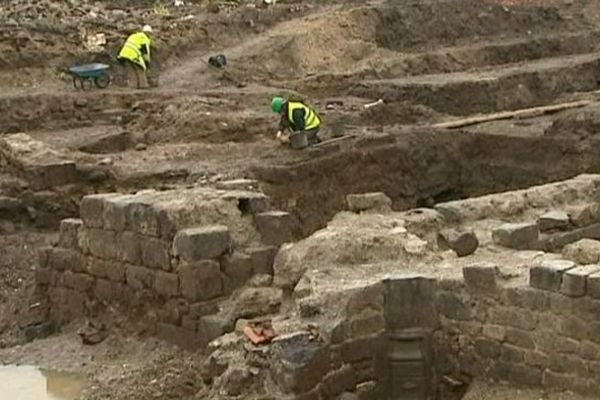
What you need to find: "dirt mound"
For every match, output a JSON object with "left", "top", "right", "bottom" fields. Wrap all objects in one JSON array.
[
  {"left": 229, "top": 0, "right": 586, "bottom": 85},
  {"left": 129, "top": 96, "right": 274, "bottom": 144},
  {"left": 228, "top": 6, "right": 385, "bottom": 80},
  {"left": 375, "top": 0, "right": 572, "bottom": 52}
]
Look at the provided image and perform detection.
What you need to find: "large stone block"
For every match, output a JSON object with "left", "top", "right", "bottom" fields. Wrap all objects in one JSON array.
[
  {"left": 543, "top": 370, "right": 587, "bottom": 393},
  {"left": 320, "top": 366, "right": 357, "bottom": 398},
  {"left": 438, "top": 229, "right": 479, "bottom": 257},
  {"left": 125, "top": 264, "right": 154, "bottom": 290},
  {"left": 173, "top": 225, "right": 231, "bottom": 262},
  {"left": 561, "top": 264, "right": 600, "bottom": 297},
  {"left": 538, "top": 210, "right": 570, "bottom": 232},
  {"left": 463, "top": 263, "right": 497, "bottom": 293},
  {"left": 63, "top": 271, "right": 94, "bottom": 292},
  {"left": 221, "top": 252, "right": 252, "bottom": 292},
  {"left": 37, "top": 247, "right": 53, "bottom": 269},
  {"left": 87, "top": 229, "right": 119, "bottom": 260},
  {"left": 188, "top": 298, "right": 221, "bottom": 320},
  {"left": 489, "top": 307, "right": 537, "bottom": 331},
  {"left": 503, "top": 287, "right": 551, "bottom": 312},
  {"left": 483, "top": 324, "right": 506, "bottom": 341},
  {"left": 588, "top": 272, "right": 600, "bottom": 299},
  {"left": 94, "top": 279, "right": 126, "bottom": 303},
  {"left": 530, "top": 259, "right": 576, "bottom": 292},
  {"left": 232, "top": 287, "right": 283, "bottom": 319},
  {"left": 492, "top": 222, "right": 539, "bottom": 250},
  {"left": 523, "top": 350, "right": 549, "bottom": 368},
  {"left": 436, "top": 291, "right": 471, "bottom": 321},
  {"left": 140, "top": 237, "right": 171, "bottom": 270},
  {"left": 179, "top": 260, "right": 223, "bottom": 301},
  {"left": 254, "top": 211, "right": 293, "bottom": 245},
  {"left": 340, "top": 335, "right": 381, "bottom": 363},
  {"left": 118, "top": 231, "right": 142, "bottom": 265},
  {"left": 540, "top": 223, "right": 600, "bottom": 253},
  {"left": 580, "top": 340, "right": 600, "bottom": 361},
  {"left": 247, "top": 245, "right": 278, "bottom": 275},
  {"left": 500, "top": 344, "right": 525, "bottom": 363},
  {"left": 567, "top": 203, "right": 600, "bottom": 227},
  {"left": 102, "top": 195, "right": 134, "bottom": 231},
  {"left": 505, "top": 328, "right": 535, "bottom": 349},
  {"left": 80, "top": 193, "right": 119, "bottom": 228},
  {"left": 272, "top": 333, "right": 330, "bottom": 394},
  {"left": 35, "top": 268, "right": 52, "bottom": 286},
  {"left": 48, "top": 248, "right": 85, "bottom": 272},
  {"left": 154, "top": 271, "right": 179, "bottom": 297},
  {"left": 562, "top": 239, "right": 600, "bottom": 265},
  {"left": 346, "top": 192, "right": 392, "bottom": 213},
  {"left": 474, "top": 338, "right": 501, "bottom": 358},
  {"left": 197, "top": 314, "right": 232, "bottom": 346},
  {"left": 87, "top": 258, "right": 126, "bottom": 282},
  {"left": 385, "top": 276, "right": 438, "bottom": 328},
  {"left": 127, "top": 200, "right": 160, "bottom": 237},
  {"left": 58, "top": 218, "right": 83, "bottom": 249}
]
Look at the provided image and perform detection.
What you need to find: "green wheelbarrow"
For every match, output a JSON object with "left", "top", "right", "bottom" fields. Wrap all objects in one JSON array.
[{"left": 68, "top": 63, "right": 111, "bottom": 90}]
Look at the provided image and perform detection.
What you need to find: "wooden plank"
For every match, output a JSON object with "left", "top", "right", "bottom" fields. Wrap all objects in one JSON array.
[{"left": 432, "top": 100, "right": 591, "bottom": 129}]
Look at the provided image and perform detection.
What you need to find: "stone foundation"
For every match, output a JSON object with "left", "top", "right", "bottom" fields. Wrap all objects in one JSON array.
[
  {"left": 435, "top": 263, "right": 600, "bottom": 396},
  {"left": 35, "top": 184, "right": 293, "bottom": 349}
]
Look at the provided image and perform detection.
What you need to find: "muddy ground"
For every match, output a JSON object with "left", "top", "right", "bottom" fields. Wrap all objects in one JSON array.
[{"left": 4, "top": 0, "right": 600, "bottom": 398}]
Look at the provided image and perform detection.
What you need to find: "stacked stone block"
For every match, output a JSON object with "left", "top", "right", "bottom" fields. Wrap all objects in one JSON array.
[
  {"left": 435, "top": 263, "right": 600, "bottom": 396},
  {"left": 269, "top": 283, "right": 387, "bottom": 400},
  {"left": 490, "top": 202, "right": 600, "bottom": 252},
  {"left": 35, "top": 187, "right": 293, "bottom": 349}
]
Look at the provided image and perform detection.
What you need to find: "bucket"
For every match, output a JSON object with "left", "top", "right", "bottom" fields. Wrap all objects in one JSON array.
[
  {"left": 330, "top": 118, "right": 345, "bottom": 138},
  {"left": 290, "top": 131, "right": 308, "bottom": 149}
]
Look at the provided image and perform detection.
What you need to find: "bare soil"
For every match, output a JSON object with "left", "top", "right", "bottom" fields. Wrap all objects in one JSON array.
[{"left": 4, "top": 0, "right": 600, "bottom": 398}]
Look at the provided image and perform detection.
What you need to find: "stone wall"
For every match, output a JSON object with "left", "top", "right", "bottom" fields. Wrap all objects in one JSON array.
[
  {"left": 35, "top": 184, "right": 293, "bottom": 349},
  {"left": 435, "top": 262, "right": 600, "bottom": 396}
]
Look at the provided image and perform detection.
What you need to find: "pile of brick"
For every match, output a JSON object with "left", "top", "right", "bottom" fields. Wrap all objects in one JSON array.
[{"left": 35, "top": 183, "right": 294, "bottom": 348}]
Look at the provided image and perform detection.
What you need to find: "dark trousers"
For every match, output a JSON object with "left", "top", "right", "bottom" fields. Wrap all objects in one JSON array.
[{"left": 117, "top": 58, "right": 148, "bottom": 89}]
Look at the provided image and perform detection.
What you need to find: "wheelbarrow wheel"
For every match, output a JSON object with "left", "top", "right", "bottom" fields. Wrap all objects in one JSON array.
[
  {"left": 73, "top": 76, "right": 83, "bottom": 90},
  {"left": 82, "top": 78, "right": 94, "bottom": 90},
  {"left": 94, "top": 74, "right": 110, "bottom": 89}
]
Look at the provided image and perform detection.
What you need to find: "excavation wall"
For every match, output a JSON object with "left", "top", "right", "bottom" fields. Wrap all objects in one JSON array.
[{"left": 254, "top": 128, "right": 600, "bottom": 237}]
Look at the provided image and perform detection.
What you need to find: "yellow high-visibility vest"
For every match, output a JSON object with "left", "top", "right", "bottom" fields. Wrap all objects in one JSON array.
[
  {"left": 287, "top": 101, "right": 320, "bottom": 131},
  {"left": 118, "top": 32, "right": 151, "bottom": 70}
]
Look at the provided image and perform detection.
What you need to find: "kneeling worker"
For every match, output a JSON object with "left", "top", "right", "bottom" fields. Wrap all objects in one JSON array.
[
  {"left": 271, "top": 97, "right": 321, "bottom": 146},
  {"left": 118, "top": 25, "right": 153, "bottom": 89}
]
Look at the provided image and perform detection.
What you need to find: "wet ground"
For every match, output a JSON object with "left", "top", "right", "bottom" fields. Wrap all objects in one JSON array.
[{"left": 0, "top": 365, "right": 85, "bottom": 400}]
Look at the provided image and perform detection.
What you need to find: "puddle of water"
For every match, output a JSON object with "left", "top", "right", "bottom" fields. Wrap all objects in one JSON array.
[{"left": 0, "top": 365, "right": 85, "bottom": 400}]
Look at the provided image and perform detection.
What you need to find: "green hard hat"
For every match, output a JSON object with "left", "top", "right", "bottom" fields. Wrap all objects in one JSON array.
[{"left": 271, "top": 97, "right": 284, "bottom": 113}]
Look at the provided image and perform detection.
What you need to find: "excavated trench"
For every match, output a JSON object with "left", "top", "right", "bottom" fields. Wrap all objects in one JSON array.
[{"left": 253, "top": 126, "right": 600, "bottom": 237}]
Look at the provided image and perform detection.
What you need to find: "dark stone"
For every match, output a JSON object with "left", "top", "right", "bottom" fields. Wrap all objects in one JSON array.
[{"left": 22, "top": 321, "right": 56, "bottom": 342}]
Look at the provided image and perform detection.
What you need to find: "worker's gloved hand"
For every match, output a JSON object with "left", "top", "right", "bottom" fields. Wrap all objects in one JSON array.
[{"left": 276, "top": 131, "right": 289, "bottom": 144}]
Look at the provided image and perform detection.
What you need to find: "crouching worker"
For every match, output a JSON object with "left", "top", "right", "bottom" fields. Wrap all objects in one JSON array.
[
  {"left": 271, "top": 96, "right": 321, "bottom": 147},
  {"left": 117, "top": 25, "right": 153, "bottom": 89}
]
